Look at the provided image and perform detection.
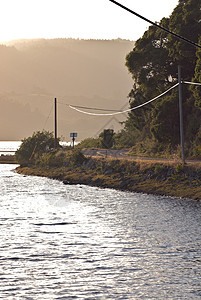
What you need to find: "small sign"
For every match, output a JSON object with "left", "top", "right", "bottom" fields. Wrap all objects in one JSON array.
[{"left": 70, "top": 133, "right": 77, "bottom": 137}]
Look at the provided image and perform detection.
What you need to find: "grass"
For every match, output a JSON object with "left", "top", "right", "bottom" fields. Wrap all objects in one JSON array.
[{"left": 15, "top": 156, "right": 201, "bottom": 200}]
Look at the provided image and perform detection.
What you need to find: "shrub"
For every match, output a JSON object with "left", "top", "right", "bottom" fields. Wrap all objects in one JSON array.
[
  {"left": 77, "top": 138, "right": 101, "bottom": 149},
  {"left": 154, "top": 164, "right": 165, "bottom": 175},
  {"left": 99, "top": 129, "right": 114, "bottom": 149},
  {"left": 16, "top": 131, "right": 57, "bottom": 166},
  {"left": 175, "top": 164, "right": 184, "bottom": 173},
  {"left": 69, "top": 150, "right": 87, "bottom": 167},
  {"left": 36, "top": 151, "right": 65, "bottom": 168}
]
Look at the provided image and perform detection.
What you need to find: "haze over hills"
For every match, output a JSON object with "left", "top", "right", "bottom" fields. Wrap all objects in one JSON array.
[{"left": 0, "top": 38, "right": 134, "bottom": 141}]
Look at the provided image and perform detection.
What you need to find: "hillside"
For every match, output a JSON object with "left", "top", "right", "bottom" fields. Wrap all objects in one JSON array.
[{"left": 0, "top": 38, "right": 134, "bottom": 141}]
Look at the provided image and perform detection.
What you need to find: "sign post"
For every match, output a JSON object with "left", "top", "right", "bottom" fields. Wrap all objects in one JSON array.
[{"left": 70, "top": 133, "right": 77, "bottom": 149}]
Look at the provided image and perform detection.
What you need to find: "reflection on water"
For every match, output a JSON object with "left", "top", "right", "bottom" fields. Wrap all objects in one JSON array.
[
  {"left": 0, "top": 164, "right": 201, "bottom": 299},
  {"left": 0, "top": 141, "right": 73, "bottom": 155},
  {"left": 0, "top": 141, "right": 21, "bottom": 155}
]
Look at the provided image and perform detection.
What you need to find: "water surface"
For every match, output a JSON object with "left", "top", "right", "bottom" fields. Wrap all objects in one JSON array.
[{"left": 1, "top": 164, "right": 201, "bottom": 299}]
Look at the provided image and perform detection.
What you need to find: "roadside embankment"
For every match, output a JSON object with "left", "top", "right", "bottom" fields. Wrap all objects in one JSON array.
[{"left": 16, "top": 157, "right": 201, "bottom": 200}]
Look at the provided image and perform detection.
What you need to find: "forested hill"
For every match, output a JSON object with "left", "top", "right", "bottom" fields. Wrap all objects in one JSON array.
[{"left": 0, "top": 38, "right": 133, "bottom": 140}]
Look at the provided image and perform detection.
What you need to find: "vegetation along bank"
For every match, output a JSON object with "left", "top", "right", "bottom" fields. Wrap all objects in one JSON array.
[
  {"left": 14, "top": 131, "right": 201, "bottom": 200},
  {"left": 16, "top": 151, "right": 201, "bottom": 201},
  {"left": 16, "top": 157, "right": 201, "bottom": 200}
]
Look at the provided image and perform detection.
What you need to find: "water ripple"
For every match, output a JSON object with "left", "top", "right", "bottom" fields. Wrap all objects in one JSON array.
[{"left": 0, "top": 164, "right": 201, "bottom": 299}]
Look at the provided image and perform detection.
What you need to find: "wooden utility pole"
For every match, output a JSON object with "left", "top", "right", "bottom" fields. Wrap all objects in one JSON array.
[
  {"left": 54, "top": 98, "right": 57, "bottom": 148},
  {"left": 178, "top": 66, "right": 185, "bottom": 165}
]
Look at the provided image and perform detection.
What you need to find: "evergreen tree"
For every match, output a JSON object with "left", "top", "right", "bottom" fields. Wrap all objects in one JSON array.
[
  {"left": 193, "top": 37, "right": 201, "bottom": 109},
  {"left": 99, "top": 129, "right": 114, "bottom": 149},
  {"left": 124, "top": 0, "right": 201, "bottom": 154}
]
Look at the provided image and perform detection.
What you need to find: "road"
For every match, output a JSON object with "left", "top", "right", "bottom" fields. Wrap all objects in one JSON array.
[
  {"left": 82, "top": 149, "right": 129, "bottom": 159},
  {"left": 82, "top": 149, "right": 201, "bottom": 165}
]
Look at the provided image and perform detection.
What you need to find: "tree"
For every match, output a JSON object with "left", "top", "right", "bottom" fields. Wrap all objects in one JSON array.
[
  {"left": 193, "top": 37, "right": 201, "bottom": 109},
  {"left": 99, "top": 129, "right": 114, "bottom": 149},
  {"left": 124, "top": 0, "right": 201, "bottom": 154},
  {"left": 167, "top": 0, "right": 200, "bottom": 80},
  {"left": 114, "top": 129, "right": 137, "bottom": 148},
  {"left": 150, "top": 92, "right": 180, "bottom": 145},
  {"left": 16, "top": 131, "right": 56, "bottom": 165},
  {"left": 125, "top": 18, "right": 174, "bottom": 141}
]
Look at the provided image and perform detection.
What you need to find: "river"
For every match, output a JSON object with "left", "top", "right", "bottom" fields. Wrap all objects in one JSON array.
[{"left": 1, "top": 164, "right": 201, "bottom": 299}]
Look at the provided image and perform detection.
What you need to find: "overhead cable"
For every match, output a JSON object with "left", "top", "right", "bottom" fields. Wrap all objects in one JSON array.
[
  {"left": 183, "top": 81, "right": 201, "bottom": 86},
  {"left": 69, "top": 104, "right": 125, "bottom": 112},
  {"left": 109, "top": 0, "right": 201, "bottom": 50},
  {"left": 43, "top": 103, "right": 53, "bottom": 129},
  {"left": 69, "top": 83, "right": 179, "bottom": 116}
]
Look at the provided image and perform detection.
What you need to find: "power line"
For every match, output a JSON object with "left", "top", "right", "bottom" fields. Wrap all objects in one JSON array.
[
  {"left": 184, "top": 81, "right": 201, "bottom": 86},
  {"left": 57, "top": 100, "right": 70, "bottom": 106},
  {"left": 69, "top": 81, "right": 201, "bottom": 116},
  {"left": 109, "top": 0, "right": 201, "bottom": 50},
  {"left": 93, "top": 103, "right": 129, "bottom": 138},
  {"left": 43, "top": 103, "right": 53, "bottom": 129},
  {"left": 69, "top": 83, "right": 179, "bottom": 116},
  {"left": 67, "top": 104, "right": 124, "bottom": 112}
]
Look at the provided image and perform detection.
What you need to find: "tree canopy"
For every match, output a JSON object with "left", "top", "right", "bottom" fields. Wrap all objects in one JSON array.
[
  {"left": 124, "top": 0, "right": 201, "bottom": 157},
  {"left": 99, "top": 129, "right": 115, "bottom": 149},
  {"left": 15, "top": 131, "right": 56, "bottom": 165}
]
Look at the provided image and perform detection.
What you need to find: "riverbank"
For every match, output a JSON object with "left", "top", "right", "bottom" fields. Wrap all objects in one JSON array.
[
  {"left": 16, "top": 157, "right": 201, "bottom": 200},
  {"left": 0, "top": 155, "right": 17, "bottom": 164}
]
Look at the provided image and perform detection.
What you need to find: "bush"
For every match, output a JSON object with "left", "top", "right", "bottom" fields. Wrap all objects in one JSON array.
[
  {"left": 36, "top": 150, "right": 65, "bottom": 168},
  {"left": 175, "top": 164, "right": 184, "bottom": 173},
  {"left": 99, "top": 129, "right": 114, "bottom": 149},
  {"left": 16, "top": 131, "right": 57, "bottom": 166},
  {"left": 69, "top": 150, "right": 87, "bottom": 167},
  {"left": 77, "top": 137, "right": 101, "bottom": 149},
  {"left": 154, "top": 164, "right": 165, "bottom": 175},
  {"left": 114, "top": 129, "right": 136, "bottom": 148},
  {"left": 190, "top": 127, "right": 201, "bottom": 159}
]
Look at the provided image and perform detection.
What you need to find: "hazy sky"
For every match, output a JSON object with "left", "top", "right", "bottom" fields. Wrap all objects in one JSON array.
[{"left": 0, "top": 0, "right": 179, "bottom": 42}]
